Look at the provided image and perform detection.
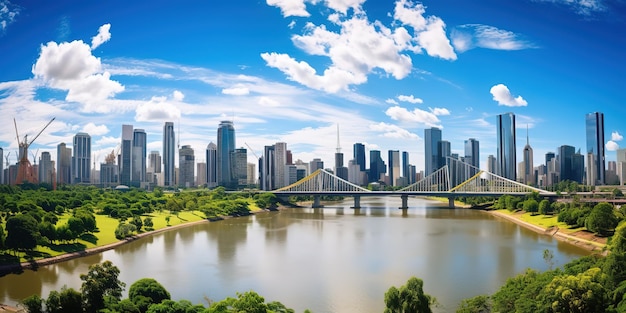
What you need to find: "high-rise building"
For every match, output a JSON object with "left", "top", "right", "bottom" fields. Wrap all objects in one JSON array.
[
  {"left": 353, "top": 143, "right": 366, "bottom": 172},
  {"left": 206, "top": 142, "right": 218, "bottom": 188},
  {"left": 196, "top": 162, "right": 207, "bottom": 186},
  {"left": 72, "top": 132, "right": 91, "bottom": 184},
  {"left": 586, "top": 112, "right": 605, "bottom": 185},
  {"left": 262, "top": 146, "right": 276, "bottom": 191},
  {"left": 57, "top": 143, "right": 72, "bottom": 185},
  {"left": 401, "top": 151, "right": 410, "bottom": 185},
  {"left": 149, "top": 151, "right": 161, "bottom": 174},
  {"left": 38, "top": 152, "right": 54, "bottom": 185},
  {"left": 234, "top": 148, "right": 247, "bottom": 188},
  {"left": 388, "top": 150, "right": 400, "bottom": 186},
  {"left": 217, "top": 120, "right": 236, "bottom": 189},
  {"left": 274, "top": 142, "right": 287, "bottom": 188},
  {"left": 464, "top": 138, "right": 480, "bottom": 170},
  {"left": 425, "top": 127, "right": 442, "bottom": 176},
  {"left": 178, "top": 145, "right": 195, "bottom": 188},
  {"left": 132, "top": 129, "right": 147, "bottom": 187},
  {"left": 309, "top": 158, "right": 323, "bottom": 172},
  {"left": 487, "top": 155, "right": 497, "bottom": 174},
  {"left": 438, "top": 140, "right": 451, "bottom": 169},
  {"left": 521, "top": 128, "right": 533, "bottom": 185},
  {"left": 0, "top": 147, "right": 3, "bottom": 184},
  {"left": 247, "top": 163, "right": 256, "bottom": 186},
  {"left": 163, "top": 122, "right": 176, "bottom": 187},
  {"left": 100, "top": 150, "right": 118, "bottom": 188},
  {"left": 617, "top": 149, "right": 626, "bottom": 185},
  {"left": 558, "top": 145, "right": 583, "bottom": 183},
  {"left": 497, "top": 112, "right": 516, "bottom": 180},
  {"left": 334, "top": 151, "right": 348, "bottom": 180},
  {"left": 369, "top": 150, "right": 386, "bottom": 183},
  {"left": 545, "top": 152, "right": 555, "bottom": 168},
  {"left": 120, "top": 125, "right": 133, "bottom": 186}
]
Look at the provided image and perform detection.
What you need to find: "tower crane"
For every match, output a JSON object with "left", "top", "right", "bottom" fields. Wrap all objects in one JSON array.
[
  {"left": 245, "top": 142, "right": 261, "bottom": 160},
  {"left": 14, "top": 117, "right": 55, "bottom": 185}
]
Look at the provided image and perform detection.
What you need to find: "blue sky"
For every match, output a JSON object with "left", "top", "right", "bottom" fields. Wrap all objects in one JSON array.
[{"left": 1, "top": 0, "right": 625, "bottom": 175}]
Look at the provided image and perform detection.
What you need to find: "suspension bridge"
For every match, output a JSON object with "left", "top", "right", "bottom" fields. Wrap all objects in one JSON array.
[{"left": 272, "top": 158, "right": 555, "bottom": 209}]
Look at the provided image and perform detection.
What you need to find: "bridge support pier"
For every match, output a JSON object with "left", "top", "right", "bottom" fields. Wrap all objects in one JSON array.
[
  {"left": 312, "top": 195, "right": 323, "bottom": 208},
  {"left": 351, "top": 196, "right": 361, "bottom": 209},
  {"left": 399, "top": 195, "right": 409, "bottom": 209},
  {"left": 448, "top": 196, "right": 455, "bottom": 209}
]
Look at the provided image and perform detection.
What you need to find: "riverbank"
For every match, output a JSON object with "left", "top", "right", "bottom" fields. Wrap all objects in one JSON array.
[{"left": 486, "top": 209, "right": 607, "bottom": 253}]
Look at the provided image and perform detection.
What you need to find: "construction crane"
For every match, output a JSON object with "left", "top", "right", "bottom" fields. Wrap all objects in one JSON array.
[
  {"left": 31, "top": 148, "right": 39, "bottom": 165},
  {"left": 245, "top": 142, "right": 261, "bottom": 160},
  {"left": 14, "top": 117, "right": 55, "bottom": 185}
]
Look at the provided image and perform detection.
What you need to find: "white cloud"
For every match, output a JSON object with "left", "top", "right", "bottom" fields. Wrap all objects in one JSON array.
[
  {"left": 370, "top": 122, "right": 419, "bottom": 139},
  {"left": 607, "top": 140, "right": 619, "bottom": 151},
  {"left": 398, "top": 94, "right": 423, "bottom": 104},
  {"left": 612, "top": 131, "right": 623, "bottom": 141},
  {"left": 91, "top": 23, "right": 111, "bottom": 50},
  {"left": 429, "top": 107, "right": 450, "bottom": 116},
  {"left": 452, "top": 24, "right": 535, "bottom": 53},
  {"left": 81, "top": 122, "right": 109, "bottom": 136},
  {"left": 222, "top": 87, "right": 250, "bottom": 96},
  {"left": 266, "top": 0, "right": 310, "bottom": 17},
  {"left": 534, "top": 0, "right": 606, "bottom": 15},
  {"left": 325, "top": 0, "right": 366, "bottom": 14},
  {"left": 490, "top": 84, "right": 527, "bottom": 107},
  {"left": 0, "top": 0, "right": 19, "bottom": 33},
  {"left": 135, "top": 96, "right": 182, "bottom": 121},
  {"left": 385, "top": 98, "right": 398, "bottom": 105},
  {"left": 385, "top": 105, "right": 442, "bottom": 128},
  {"left": 259, "top": 96, "right": 281, "bottom": 107},
  {"left": 173, "top": 90, "right": 185, "bottom": 101}
]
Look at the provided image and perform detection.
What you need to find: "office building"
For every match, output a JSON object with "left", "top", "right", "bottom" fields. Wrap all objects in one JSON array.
[
  {"left": 217, "top": 120, "right": 236, "bottom": 188},
  {"left": 388, "top": 150, "right": 400, "bottom": 186},
  {"left": 521, "top": 129, "right": 533, "bottom": 185},
  {"left": 72, "top": 132, "right": 91, "bottom": 184},
  {"left": 206, "top": 142, "right": 218, "bottom": 188},
  {"left": 38, "top": 152, "right": 54, "bottom": 185},
  {"left": 57, "top": 143, "right": 72, "bottom": 185},
  {"left": 558, "top": 145, "right": 584, "bottom": 183},
  {"left": 119, "top": 125, "right": 133, "bottom": 186},
  {"left": 178, "top": 145, "right": 195, "bottom": 188},
  {"left": 131, "top": 129, "right": 147, "bottom": 187},
  {"left": 586, "top": 112, "right": 605, "bottom": 185},
  {"left": 261, "top": 145, "right": 275, "bottom": 191},
  {"left": 247, "top": 163, "right": 256, "bottom": 186},
  {"left": 234, "top": 148, "right": 247, "bottom": 187},
  {"left": 274, "top": 142, "right": 288, "bottom": 188},
  {"left": 424, "top": 127, "right": 442, "bottom": 176},
  {"left": 353, "top": 143, "right": 366, "bottom": 172},
  {"left": 497, "top": 112, "right": 516, "bottom": 180},
  {"left": 310, "top": 158, "right": 324, "bottom": 172},
  {"left": 464, "top": 138, "right": 480, "bottom": 170},
  {"left": 487, "top": 155, "right": 496, "bottom": 174},
  {"left": 438, "top": 140, "right": 451, "bottom": 169},
  {"left": 163, "top": 122, "right": 176, "bottom": 187},
  {"left": 197, "top": 162, "right": 207, "bottom": 186},
  {"left": 369, "top": 150, "right": 386, "bottom": 183}
]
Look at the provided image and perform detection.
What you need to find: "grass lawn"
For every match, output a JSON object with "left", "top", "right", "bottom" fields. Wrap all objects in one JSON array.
[{"left": 495, "top": 209, "right": 584, "bottom": 233}]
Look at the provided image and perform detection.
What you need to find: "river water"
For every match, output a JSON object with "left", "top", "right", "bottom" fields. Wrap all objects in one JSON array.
[{"left": 0, "top": 197, "right": 589, "bottom": 312}]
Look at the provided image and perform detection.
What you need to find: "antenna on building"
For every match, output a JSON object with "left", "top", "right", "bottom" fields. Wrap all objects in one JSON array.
[
  {"left": 336, "top": 123, "right": 341, "bottom": 154},
  {"left": 526, "top": 124, "right": 529, "bottom": 146}
]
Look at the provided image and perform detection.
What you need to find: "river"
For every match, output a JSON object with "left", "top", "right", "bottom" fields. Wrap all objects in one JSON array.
[{"left": 0, "top": 197, "right": 589, "bottom": 312}]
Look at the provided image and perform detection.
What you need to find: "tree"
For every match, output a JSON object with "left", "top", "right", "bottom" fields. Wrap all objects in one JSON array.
[
  {"left": 143, "top": 217, "right": 154, "bottom": 230},
  {"left": 129, "top": 278, "right": 171, "bottom": 313},
  {"left": 131, "top": 216, "right": 143, "bottom": 232},
  {"left": 585, "top": 202, "right": 618, "bottom": 236},
  {"left": 59, "top": 287, "right": 83, "bottom": 312},
  {"left": 456, "top": 295, "right": 490, "bottom": 313},
  {"left": 539, "top": 267, "right": 608, "bottom": 313},
  {"left": 115, "top": 223, "right": 137, "bottom": 239},
  {"left": 5, "top": 214, "right": 40, "bottom": 251},
  {"left": 538, "top": 199, "right": 551, "bottom": 215},
  {"left": 80, "top": 260, "right": 126, "bottom": 313},
  {"left": 543, "top": 249, "right": 554, "bottom": 270},
  {"left": 384, "top": 277, "right": 434, "bottom": 313},
  {"left": 46, "top": 290, "right": 62, "bottom": 313},
  {"left": 523, "top": 199, "right": 539, "bottom": 215},
  {"left": 67, "top": 216, "right": 85, "bottom": 237},
  {"left": 39, "top": 221, "right": 57, "bottom": 244},
  {"left": 21, "top": 294, "right": 44, "bottom": 313}
]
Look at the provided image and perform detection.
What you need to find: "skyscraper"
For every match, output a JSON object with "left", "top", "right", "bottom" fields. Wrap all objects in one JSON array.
[
  {"left": 72, "top": 132, "right": 91, "bottom": 184},
  {"left": 464, "top": 138, "right": 480, "bottom": 170},
  {"left": 163, "top": 122, "right": 176, "bottom": 187},
  {"left": 38, "top": 151, "right": 54, "bottom": 185},
  {"left": 132, "top": 129, "right": 147, "bottom": 187},
  {"left": 120, "top": 125, "right": 133, "bottom": 186},
  {"left": 262, "top": 145, "right": 275, "bottom": 191},
  {"left": 234, "top": 148, "right": 247, "bottom": 187},
  {"left": 217, "top": 120, "right": 236, "bottom": 188},
  {"left": 274, "top": 142, "right": 287, "bottom": 188},
  {"left": 388, "top": 150, "right": 400, "bottom": 186},
  {"left": 438, "top": 140, "right": 451, "bottom": 170},
  {"left": 497, "top": 112, "right": 516, "bottom": 180},
  {"left": 353, "top": 143, "right": 366, "bottom": 172},
  {"left": 522, "top": 128, "right": 533, "bottom": 185},
  {"left": 57, "top": 143, "right": 72, "bottom": 185},
  {"left": 586, "top": 112, "right": 605, "bottom": 185},
  {"left": 206, "top": 142, "right": 217, "bottom": 188},
  {"left": 369, "top": 150, "right": 386, "bottom": 183},
  {"left": 487, "top": 155, "right": 497, "bottom": 174},
  {"left": 197, "top": 162, "right": 207, "bottom": 186},
  {"left": 0, "top": 147, "right": 3, "bottom": 184},
  {"left": 178, "top": 145, "right": 195, "bottom": 188},
  {"left": 558, "top": 145, "right": 576, "bottom": 182},
  {"left": 402, "top": 151, "right": 410, "bottom": 185},
  {"left": 425, "top": 127, "right": 442, "bottom": 176}
]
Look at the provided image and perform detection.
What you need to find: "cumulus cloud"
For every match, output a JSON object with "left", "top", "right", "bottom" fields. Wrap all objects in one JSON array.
[
  {"left": 398, "top": 94, "right": 423, "bottom": 104},
  {"left": 606, "top": 140, "right": 619, "bottom": 151},
  {"left": 263, "top": 0, "right": 456, "bottom": 93},
  {"left": 31, "top": 25, "right": 124, "bottom": 111},
  {"left": 135, "top": 95, "right": 182, "bottom": 121},
  {"left": 490, "top": 84, "right": 527, "bottom": 107},
  {"left": 429, "top": 107, "right": 450, "bottom": 116},
  {"left": 452, "top": 24, "right": 534, "bottom": 53},
  {"left": 91, "top": 23, "right": 111, "bottom": 50},
  {"left": 172, "top": 90, "right": 185, "bottom": 101},
  {"left": 370, "top": 122, "right": 419, "bottom": 139},
  {"left": 385, "top": 98, "right": 399, "bottom": 105},
  {"left": 612, "top": 131, "right": 623, "bottom": 141},
  {"left": 81, "top": 122, "right": 109, "bottom": 136},
  {"left": 385, "top": 105, "right": 442, "bottom": 128},
  {"left": 222, "top": 87, "right": 250, "bottom": 96},
  {"left": 0, "top": 0, "right": 20, "bottom": 33},
  {"left": 266, "top": 0, "right": 310, "bottom": 17}
]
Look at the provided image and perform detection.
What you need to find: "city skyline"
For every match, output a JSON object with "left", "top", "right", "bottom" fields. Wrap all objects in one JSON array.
[{"left": 1, "top": 0, "right": 625, "bottom": 173}]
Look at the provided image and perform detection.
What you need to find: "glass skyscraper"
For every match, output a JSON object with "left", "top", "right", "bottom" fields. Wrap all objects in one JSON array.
[
  {"left": 132, "top": 129, "right": 147, "bottom": 187},
  {"left": 496, "top": 112, "right": 516, "bottom": 180},
  {"left": 586, "top": 112, "right": 605, "bottom": 185},
  {"left": 353, "top": 143, "right": 366, "bottom": 172},
  {"left": 120, "top": 125, "right": 133, "bottom": 186},
  {"left": 217, "top": 120, "right": 236, "bottom": 189},
  {"left": 163, "top": 122, "right": 175, "bottom": 187},
  {"left": 388, "top": 150, "right": 400, "bottom": 186},
  {"left": 424, "top": 127, "right": 442, "bottom": 176},
  {"left": 72, "top": 132, "right": 91, "bottom": 184},
  {"left": 206, "top": 142, "right": 217, "bottom": 188}
]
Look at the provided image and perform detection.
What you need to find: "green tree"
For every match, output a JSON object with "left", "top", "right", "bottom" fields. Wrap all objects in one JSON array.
[
  {"left": 59, "top": 287, "right": 83, "bottom": 312},
  {"left": 80, "top": 260, "right": 126, "bottom": 313},
  {"left": 46, "top": 290, "right": 62, "bottom": 313},
  {"left": 21, "top": 294, "right": 44, "bottom": 313},
  {"left": 538, "top": 199, "right": 551, "bottom": 215},
  {"left": 131, "top": 216, "right": 143, "bottom": 232},
  {"left": 129, "top": 278, "right": 171, "bottom": 313},
  {"left": 384, "top": 277, "right": 434, "bottom": 313},
  {"left": 5, "top": 214, "right": 40, "bottom": 251},
  {"left": 456, "top": 295, "right": 490, "bottom": 313},
  {"left": 143, "top": 217, "right": 154, "bottom": 230},
  {"left": 523, "top": 199, "right": 539, "bottom": 215},
  {"left": 539, "top": 267, "right": 608, "bottom": 313},
  {"left": 67, "top": 216, "right": 86, "bottom": 237},
  {"left": 147, "top": 299, "right": 205, "bottom": 313},
  {"left": 39, "top": 221, "right": 57, "bottom": 244},
  {"left": 585, "top": 202, "right": 618, "bottom": 236},
  {"left": 115, "top": 223, "right": 137, "bottom": 239}
]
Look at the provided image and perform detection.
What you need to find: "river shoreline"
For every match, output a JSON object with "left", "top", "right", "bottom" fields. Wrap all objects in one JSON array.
[{"left": 485, "top": 209, "right": 607, "bottom": 253}]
